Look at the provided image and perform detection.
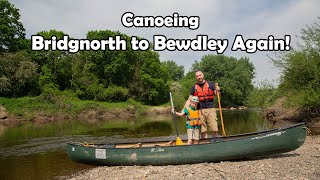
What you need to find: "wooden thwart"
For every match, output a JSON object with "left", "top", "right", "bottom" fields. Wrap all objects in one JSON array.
[
  {"left": 131, "top": 143, "right": 142, "bottom": 148},
  {"left": 115, "top": 140, "right": 176, "bottom": 148}
]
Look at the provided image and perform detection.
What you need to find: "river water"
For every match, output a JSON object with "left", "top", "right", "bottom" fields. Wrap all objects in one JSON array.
[{"left": 0, "top": 110, "right": 274, "bottom": 179}]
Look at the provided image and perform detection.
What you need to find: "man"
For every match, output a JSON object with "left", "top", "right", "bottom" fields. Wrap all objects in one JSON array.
[{"left": 183, "top": 70, "right": 220, "bottom": 138}]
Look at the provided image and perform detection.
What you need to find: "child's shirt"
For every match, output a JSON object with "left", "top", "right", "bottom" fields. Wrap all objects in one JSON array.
[{"left": 183, "top": 106, "right": 201, "bottom": 129}]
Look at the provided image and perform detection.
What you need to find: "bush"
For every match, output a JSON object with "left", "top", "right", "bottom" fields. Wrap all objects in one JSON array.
[
  {"left": 38, "top": 83, "right": 61, "bottom": 103},
  {"left": 284, "top": 86, "right": 320, "bottom": 108},
  {"left": 246, "top": 81, "right": 277, "bottom": 108},
  {"left": 0, "top": 52, "right": 39, "bottom": 97},
  {"left": 97, "top": 85, "right": 129, "bottom": 102},
  {"left": 272, "top": 18, "right": 320, "bottom": 108}
]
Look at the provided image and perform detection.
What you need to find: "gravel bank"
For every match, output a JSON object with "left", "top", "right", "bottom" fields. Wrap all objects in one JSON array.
[{"left": 68, "top": 136, "right": 320, "bottom": 180}]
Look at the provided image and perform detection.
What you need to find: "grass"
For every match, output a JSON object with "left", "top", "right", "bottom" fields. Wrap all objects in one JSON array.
[{"left": 0, "top": 96, "right": 153, "bottom": 118}]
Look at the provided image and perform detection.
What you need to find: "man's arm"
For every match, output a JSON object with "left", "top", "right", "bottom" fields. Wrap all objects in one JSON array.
[{"left": 209, "top": 81, "right": 220, "bottom": 95}]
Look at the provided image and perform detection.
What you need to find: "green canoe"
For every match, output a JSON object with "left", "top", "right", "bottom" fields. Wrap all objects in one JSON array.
[{"left": 67, "top": 123, "right": 306, "bottom": 165}]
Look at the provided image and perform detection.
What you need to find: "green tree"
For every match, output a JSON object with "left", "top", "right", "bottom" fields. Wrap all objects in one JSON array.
[
  {"left": 272, "top": 17, "right": 320, "bottom": 108},
  {"left": 71, "top": 60, "right": 104, "bottom": 100},
  {"left": 0, "top": 52, "right": 39, "bottom": 97},
  {"left": 74, "top": 30, "right": 169, "bottom": 104},
  {"left": 139, "top": 51, "right": 170, "bottom": 104},
  {"left": 28, "top": 30, "right": 73, "bottom": 91},
  {"left": 161, "top": 60, "right": 184, "bottom": 81},
  {"left": 0, "top": 0, "right": 26, "bottom": 53},
  {"left": 5, "top": 28, "right": 170, "bottom": 104},
  {"left": 183, "top": 54, "right": 255, "bottom": 107}
]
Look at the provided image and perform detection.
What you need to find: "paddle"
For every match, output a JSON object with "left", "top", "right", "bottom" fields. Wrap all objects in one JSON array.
[
  {"left": 215, "top": 83, "right": 227, "bottom": 136},
  {"left": 169, "top": 91, "right": 183, "bottom": 145}
]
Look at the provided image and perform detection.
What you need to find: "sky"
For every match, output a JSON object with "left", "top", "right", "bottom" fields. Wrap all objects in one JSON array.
[{"left": 10, "top": 0, "right": 320, "bottom": 86}]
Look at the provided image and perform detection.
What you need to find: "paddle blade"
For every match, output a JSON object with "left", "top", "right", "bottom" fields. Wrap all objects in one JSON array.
[
  {"left": 175, "top": 137, "right": 183, "bottom": 146},
  {"left": 222, "top": 131, "right": 227, "bottom": 137}
]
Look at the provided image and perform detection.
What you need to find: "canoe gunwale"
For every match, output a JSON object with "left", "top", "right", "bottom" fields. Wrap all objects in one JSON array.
[{"left": 222, "top": 122, "right": 305, "bottom": 138}]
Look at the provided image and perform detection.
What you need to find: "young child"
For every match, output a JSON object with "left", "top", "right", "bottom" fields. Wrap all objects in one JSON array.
[{"left": 174, "top": 96, "right": 201, "bottom": 145}]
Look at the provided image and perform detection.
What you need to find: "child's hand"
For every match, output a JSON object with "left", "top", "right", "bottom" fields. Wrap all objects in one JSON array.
[{"left": 171, "top": 108, "right": 176, "bottom": 114}]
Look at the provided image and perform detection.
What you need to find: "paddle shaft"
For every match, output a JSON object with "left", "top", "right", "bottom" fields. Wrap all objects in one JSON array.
[
  {"left": 169, "top": 91, "right": 180, "bottom": 137},
  {"left": 215, "top": 84, "right": 227, "bottom": 136}
]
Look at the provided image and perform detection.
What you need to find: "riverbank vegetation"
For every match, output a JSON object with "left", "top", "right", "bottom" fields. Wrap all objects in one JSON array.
[
  {"left": 0, "top": 96, "right": 149, "bottom": 119},
  {"left": 0, "top": 1, "right": 319, "bottom": 127},
  {"left": 246, "top": 18, "right": 320, "bottom": 126},
  {"left": 0, "top": 1, "right": 255, "bottom": 122}
]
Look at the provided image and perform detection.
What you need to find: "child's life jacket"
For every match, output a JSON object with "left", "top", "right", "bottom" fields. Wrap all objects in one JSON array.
[{"left": 186, "top": 107, "right": 201, "bottom": 126}]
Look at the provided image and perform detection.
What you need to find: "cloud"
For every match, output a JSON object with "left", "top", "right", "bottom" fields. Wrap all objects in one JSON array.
[{"left": 11, "top": 0, "right": 320, "bottom": 85}]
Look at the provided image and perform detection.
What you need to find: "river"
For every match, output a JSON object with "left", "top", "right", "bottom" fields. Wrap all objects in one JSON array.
[{"left": 0, "top": 109, "right": 274, "bottom": 179}]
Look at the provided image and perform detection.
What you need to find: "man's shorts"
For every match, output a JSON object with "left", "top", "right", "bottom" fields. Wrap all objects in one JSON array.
[
  {"left": 187, "top": 128, "right": 200, "bottom": 140},
  {"left": 200, "top": 108, "right": 218, "bottom": 132}
]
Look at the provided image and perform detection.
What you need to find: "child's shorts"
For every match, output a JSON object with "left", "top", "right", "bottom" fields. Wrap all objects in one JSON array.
[{"left": 187, "top": 128, "right": 200, "bottom": 140}]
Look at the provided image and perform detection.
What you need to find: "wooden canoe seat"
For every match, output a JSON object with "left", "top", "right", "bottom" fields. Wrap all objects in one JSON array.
[
  {"left": 131, "top": 143, "right": 142, "bottom": 148},
  {"left": 153, "top": 141, "right": 174, "bottom": 147},
  {"left": 165, "top": 141, "right": 174, "bottom": 146},
  {"left": 116, "top": 141, "right": 175, "bottom": 148}
]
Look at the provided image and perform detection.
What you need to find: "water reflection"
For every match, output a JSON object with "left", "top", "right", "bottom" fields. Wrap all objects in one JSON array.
[
  {"left": 0, "top": 116, "right": 174, "bottom": 141},
  {"left": 0, "top": 149, "right": 94, "bottom": 180},
  {"left": 221, "top": 110, "right": 272, "bottom": 135}
]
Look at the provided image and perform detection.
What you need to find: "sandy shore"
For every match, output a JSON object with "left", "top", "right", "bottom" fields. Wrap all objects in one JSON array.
[{"left": 68, "top": 136, "right": 320, "bottom": 180}]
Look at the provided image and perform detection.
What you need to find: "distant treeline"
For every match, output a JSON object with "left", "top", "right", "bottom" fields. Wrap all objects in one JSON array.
[{"left": 0, "top": 0, "right": 258, "bottom": 107}]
